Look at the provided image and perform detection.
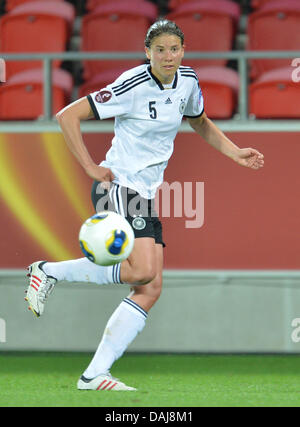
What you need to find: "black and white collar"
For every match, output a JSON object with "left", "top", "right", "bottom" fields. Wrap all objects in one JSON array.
[{"left": 147, "top": 65, "right": 178, "bottom": 90}]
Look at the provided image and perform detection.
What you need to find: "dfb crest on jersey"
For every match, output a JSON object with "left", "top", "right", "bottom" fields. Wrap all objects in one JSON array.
[
  {"left": 179, "top": 99, "right": 186, "bottom": 114},
  {"left": 132, "top": 216, "right": 146, "bottom": 231}
]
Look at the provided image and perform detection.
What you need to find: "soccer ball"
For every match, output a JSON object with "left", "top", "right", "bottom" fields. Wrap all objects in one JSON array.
[{"left": 79, "top": 211, "right": 135, "bottom": 266}]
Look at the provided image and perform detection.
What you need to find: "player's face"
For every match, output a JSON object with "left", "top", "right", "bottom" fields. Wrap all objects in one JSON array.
[{"left": 145, "top": 34, "right": 184, "bottom": 84}]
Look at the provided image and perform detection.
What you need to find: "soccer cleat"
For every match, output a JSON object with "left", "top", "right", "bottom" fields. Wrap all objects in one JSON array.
[
  {"left": 25, "top": 261, "right": 57, "bottom": 317},
  {"left": 77, "top": 373, "right": 137, "bottom": 391}
]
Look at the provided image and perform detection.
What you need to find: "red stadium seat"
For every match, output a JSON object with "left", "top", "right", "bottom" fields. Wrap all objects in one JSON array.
[
  {"left": 0, "top": 68, "right": 73, "bottom": 119},
  {"left": 251, "top": 0, "right": 277, "bottom": 9},
  {"left": 194, "top": 66, "right": 239, "bottom": 119},
  {"left": 78, "top": 68, "right": 129, "bottom": 98},
  {"left": 86, "top": 0, "right": 153, "bottom": 12},
  {"left": 5, "top": 0, "right": 64, "bottom": 12},
  {"left": 0, "top": 1, "right": 75, "bottom": 78},
  {"left": 168, "top": 0, "right": 234, "bottom": 11},
  {"left": 81, "top": 1, "right": 157, "bottom": 79},
  {"left": 249, "top": 66, "right": 300, "bottom": 118},
  {"left": 247, "top": 0, "right": 300, "bottom": 78},
  {"left": 86, "top": 0, "right": 108, "bottom": 10},
  {"left": 166, "top": 0, "right": 240, "bottom": 69},
  {"left": 168, "top": 0, "right": 187, "bottom": 10}
]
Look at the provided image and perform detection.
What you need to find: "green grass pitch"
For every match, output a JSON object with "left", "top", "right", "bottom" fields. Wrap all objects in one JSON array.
[{"left": 0, "top": 352, "right": 300, "bottom": 407}]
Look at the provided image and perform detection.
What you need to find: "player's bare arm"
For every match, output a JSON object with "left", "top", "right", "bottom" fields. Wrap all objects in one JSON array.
[
  {"left": 56, "top": 97, "right": 114, "bottom": 182},
  {"left": 188, "top": 113, "right": 264, "bottom": 170}
]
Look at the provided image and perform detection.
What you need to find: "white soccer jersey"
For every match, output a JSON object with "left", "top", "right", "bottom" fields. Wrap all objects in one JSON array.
[{"left": 87, "top": 64, "right": 204, "bottom": 199}]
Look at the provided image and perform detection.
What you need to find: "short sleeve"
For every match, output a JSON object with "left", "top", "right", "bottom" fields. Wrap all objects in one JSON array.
[
  {"left": 87, "top": 81, "right": 133, "bottom": 120},
  {"left": 183, "top": 80, "right": 204, "bottom": 118}
]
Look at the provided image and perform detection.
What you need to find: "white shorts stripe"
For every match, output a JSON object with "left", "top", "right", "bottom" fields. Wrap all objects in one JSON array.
[
  {"left": 117, "top": 185, "right": 125, "bottom": 217},
  {"left": 111, "top": 185, "right": 119, "bottom": 214}
]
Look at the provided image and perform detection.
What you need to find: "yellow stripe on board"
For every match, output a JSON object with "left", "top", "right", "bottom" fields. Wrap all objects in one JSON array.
[
  {"left": 42, "top": 133, "right": 91, "bottom": 222},
  {"left": 0, "top": 135, "right": 75, "bottom": 260}
]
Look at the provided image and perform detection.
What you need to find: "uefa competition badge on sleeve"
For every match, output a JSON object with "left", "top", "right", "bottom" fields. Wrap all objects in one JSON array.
[{"left": 95, "top": 90, "right": 112, "bottom": 103}]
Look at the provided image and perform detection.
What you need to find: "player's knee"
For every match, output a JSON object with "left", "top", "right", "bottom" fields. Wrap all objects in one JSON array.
[{"left": 132, "top": 264, "right": 157, "bottom": 285}]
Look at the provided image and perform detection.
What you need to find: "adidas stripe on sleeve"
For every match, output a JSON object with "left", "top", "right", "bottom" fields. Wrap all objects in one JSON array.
[{"left": 86, "top": 72, "right": 143, "bottom": 120}]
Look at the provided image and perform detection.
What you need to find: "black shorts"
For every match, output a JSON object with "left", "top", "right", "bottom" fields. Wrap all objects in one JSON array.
[{"left": 91, "top": 181, "right": 165, "bottom": 247}]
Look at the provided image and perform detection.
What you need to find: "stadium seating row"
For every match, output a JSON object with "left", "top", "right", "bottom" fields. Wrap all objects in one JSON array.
[
  {"left": 2, "top": 64, "right": 300, "bottom": 120},
  {"left": 0, "top": 65, "right": 240, "bottom": 120},
  {"left": 2, "top": 0, "right": 295, "bottom": 13},
  {"left": 167, "top": 0, "right": 286, "bottom": 11},
  {"left": 2, "top": 0, "right": 299, "bottom": 77},
  {"left": 0, "top": 0, "right": 300, "bottom": 119}
]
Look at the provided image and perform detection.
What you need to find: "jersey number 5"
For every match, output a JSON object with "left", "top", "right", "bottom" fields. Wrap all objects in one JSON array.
[{"left": 149, "top": 101, "right": 157, "bottom": 119}]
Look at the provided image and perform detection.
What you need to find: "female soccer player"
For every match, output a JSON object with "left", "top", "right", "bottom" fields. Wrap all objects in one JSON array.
[{"left": 25, "top": 20, "right": 264, "bottom": 391}]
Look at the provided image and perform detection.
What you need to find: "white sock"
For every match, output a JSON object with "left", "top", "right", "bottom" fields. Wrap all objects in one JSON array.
[
  {"left": 83, "top": 298, "right": 147, "bottom": 379},
  {"left": 43, "top": 258, "right": 122, "bottom": 285}
]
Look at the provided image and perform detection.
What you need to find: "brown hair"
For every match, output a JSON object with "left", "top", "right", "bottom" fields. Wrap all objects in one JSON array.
[{"left": 144, "top": 20, "right": 184, "bottom": 48}]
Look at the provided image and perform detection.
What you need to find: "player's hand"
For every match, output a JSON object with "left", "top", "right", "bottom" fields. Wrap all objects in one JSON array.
[
  {"left": 85, "top": 163, "right": 115, "bottom": 188},
  {"left": 234, "top": 148, "right": 264, "bottom": 170}
]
